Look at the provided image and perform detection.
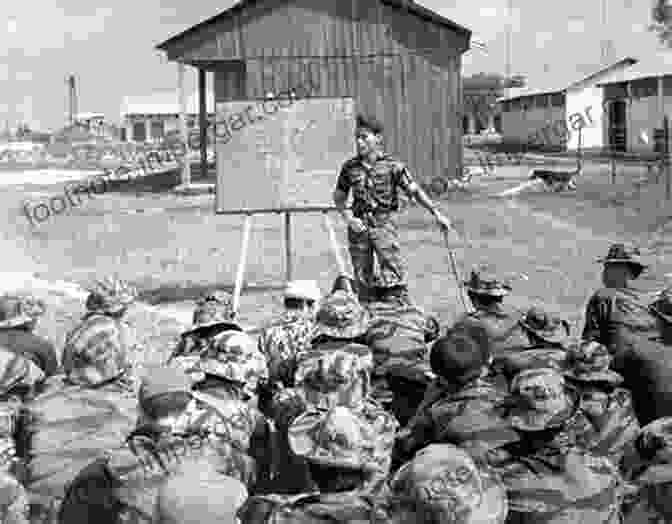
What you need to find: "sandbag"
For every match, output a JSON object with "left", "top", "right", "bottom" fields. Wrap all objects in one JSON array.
[
  {"left": 24, "top": 376, "right": 138, "bottom": 504},
  {"left": 612, "top": 333, "right": 672, "bottom": 426}
]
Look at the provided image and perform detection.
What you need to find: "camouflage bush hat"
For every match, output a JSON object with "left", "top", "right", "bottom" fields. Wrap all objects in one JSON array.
[
  {"left": 198, "top": 330, "right": 268, "bottom": 396},
  {"left": 312, "top": 291, "right": 371, "bottom": 340},
  {"left": 85, "top": 277, "right": 137, "bottom": 315},
  {"left": 463, "top": 270, "right": 511, "bottom": 297},
  {"left": 650, "top": 287, "right": 672, "bottom": 325},
  {"left": 596, "top": 243, "right": 647, "bottom": 277},
  {"left": 508, "top": 368, "right": 576, "bottom": 432},
  {"left": 519, "top": 307, "right": 571, "bottom": 346},
  {"left": 294, "top": 346, "right": 373, "bottom": 409},
  {"left": 62, "top": 317, "right": 131, "bottom": 387},
  {"left": 564, "top": 340, "right": 623, "bottom": 385},
  {"left": 183, "top": 290, "right": 240, "bottom": 337},
  {"left": 288, "top": 405, "right": 397, "bottom": 473},
  {"left": 0, "top": 294, "right": 45, "bottom": 329},
  {"left": 390, "top": 443, "right": 508, "bottom": 524},
  {"left": 635, "top": 417, "right": 672, "bottom": 485},
  {"left": 499, "top": 349, "right": 568, "bottom": 381}
]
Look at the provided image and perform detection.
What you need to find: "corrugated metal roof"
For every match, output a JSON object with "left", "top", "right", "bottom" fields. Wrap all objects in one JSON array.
[
  {"left": 497, "top": 57, "right": 638, "bottom": 102},
  {"left": 121, "top": 90, "right": 215, "bottom": 117},
  {"left": 596, "top": 51, "right": 672, "bottom": 85},
  {"left": 155, "top": 0, "right": 471, "bottom": 52}
]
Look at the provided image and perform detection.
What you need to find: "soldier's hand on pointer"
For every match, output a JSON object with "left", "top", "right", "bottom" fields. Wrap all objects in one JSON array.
[
  {"left": 434, "top": 211, "right": 454, "bottom": 235},
  {"left": 348, "top": 217, "right": 367, "bottom": 234}
]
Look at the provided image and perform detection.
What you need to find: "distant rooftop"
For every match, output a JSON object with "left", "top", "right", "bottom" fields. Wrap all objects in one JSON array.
[
  {"left": 597, "top": 51, "right": 672, "bottom": 85},
  {"left": 121, "top": 90, "right": 215, "bottom": 117}
]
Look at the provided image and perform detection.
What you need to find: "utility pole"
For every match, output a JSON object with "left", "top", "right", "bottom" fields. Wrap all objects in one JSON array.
[
  {"left": 600, "top": 0, "right": 613, "bottom": 65},
  {"left": 505, "top": 0, "right": 513, "bottom": 99}
]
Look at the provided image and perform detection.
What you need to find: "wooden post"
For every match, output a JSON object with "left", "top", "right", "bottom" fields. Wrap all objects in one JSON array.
[
  {"left": 284, "top": 211, "right": 292, "bottom": 282},
  {"left": 233, "top": 214, "right": 253, "bottom": 316},
  {"left": 666, "top": 116, "right": 671, "bottom": 201},
  {"left": 323, "top": 212, "right": 348, "bottom": 276},
  {"left": 198, "top": 68, "right": 208, "bottom": 180},
  {"left": 177, "top": 63, "right": 191, "bottom": 186}
]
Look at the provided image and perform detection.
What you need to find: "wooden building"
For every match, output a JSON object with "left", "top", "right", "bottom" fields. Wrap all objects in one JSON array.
[{"left": 156, "top": 0, "right": 472, "bottom": 186}]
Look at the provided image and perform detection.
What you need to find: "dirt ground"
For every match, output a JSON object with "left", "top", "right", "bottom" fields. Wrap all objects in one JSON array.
[{"left": 2, "top": 156, "right": 671, "bottom": 365}]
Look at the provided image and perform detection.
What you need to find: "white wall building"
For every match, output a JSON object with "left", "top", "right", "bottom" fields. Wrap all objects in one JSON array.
[
  {"left": 498, "top": 58, "right": 637, "bottom": 151},
  {"left": 120, "top": 90, "right": 215, "bottom": 143}
]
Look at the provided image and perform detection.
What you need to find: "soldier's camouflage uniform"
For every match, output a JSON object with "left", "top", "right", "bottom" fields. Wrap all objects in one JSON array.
[
  {"left": 335, "top": 155, "right": 416, "bottom": 300},
  {"left": 258, "top": 311, "right": 315, "bottom": 388}
]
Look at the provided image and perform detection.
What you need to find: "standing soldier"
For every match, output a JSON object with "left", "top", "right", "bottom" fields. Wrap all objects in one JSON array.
[{"left": 333, "top": 113, "right": 457, "bottom": 304}]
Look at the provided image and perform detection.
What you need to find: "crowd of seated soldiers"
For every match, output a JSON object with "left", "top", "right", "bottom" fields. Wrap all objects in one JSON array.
[{"left": 0, "top": 242, "right": 669, "bottom": 522}]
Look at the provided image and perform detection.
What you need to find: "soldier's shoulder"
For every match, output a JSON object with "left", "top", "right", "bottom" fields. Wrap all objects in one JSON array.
[
  {"left": 587, "top": 287, "right": 619, "bottom": 302},
  {"left": 340, "top": 156, "right": 362, "bottom": 171}
]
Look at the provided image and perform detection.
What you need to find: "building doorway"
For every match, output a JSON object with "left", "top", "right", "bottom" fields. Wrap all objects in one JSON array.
[{"left": 607, "top": 99, "right": 627, "bottom": 152}]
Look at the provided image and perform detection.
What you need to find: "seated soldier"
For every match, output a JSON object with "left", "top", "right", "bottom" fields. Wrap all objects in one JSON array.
[
  {"left": 0, "top": 348, "right": 49, "bottom": 524},
  {"left": 518, "top": 306, "right": 571, "bottom": 350},
  {"left": 582, "top": 243, "right": 658, "bottom": 357},
  {"left": 395, "top": 323, "right": 514, "bottom": 468},
  {"left": 0, "top": 294, "right": 57, "bottom": 378},
  {"left": 24, "top": 283, "right": 139, "bottom": 522},
  {"left": 168, "top": 290, "right": 241, "bottom": 383},
  {"left": 237, "top": 404, "right": 397, "bottom": 524},
  {"left": 270, "top": 346, "right": 379, "bottom": 494},
  {"left": 564, "top": 340, "right": 639, "bottom": 470},
  {"left": 456, "top": 271, "right": 530, "bottom": 385},
  {"left": 257, "top": 280, "right": 320, "bottom": 414},
  {"left": 365, "top": 299, "right": 440, "bottom": 426},
  {"left": 188, "top": 329, "right": 271, "bottom": 493},
  {"left": 649, "top": 286, "right": 672, "bottom": 346},
  {"left": 486, "top": 368, "right": 621, "bottom": 524},
  {"left": 61, "top": 277, "right": 139, "bottom": 386},
  {"left": 388, "top": 443, "right": 509, "bottom": 524},
  {"left": 60, "top": 367, "right": 235, "bottom": 523}
]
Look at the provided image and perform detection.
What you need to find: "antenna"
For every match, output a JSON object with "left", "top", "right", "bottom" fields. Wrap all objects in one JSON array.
[
  {"left": 600, "top": 0, "right": 613, "bottom": 64},
  {"left": 67, "top": 75, "right": 78, "bottom": 126}
]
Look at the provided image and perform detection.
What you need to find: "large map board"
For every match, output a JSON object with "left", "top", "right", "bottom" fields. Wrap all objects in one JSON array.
[{"left": 214, "top": 97, "right": 355, "bottom": 212}]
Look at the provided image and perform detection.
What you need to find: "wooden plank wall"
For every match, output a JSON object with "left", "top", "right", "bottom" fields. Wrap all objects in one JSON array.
[{"left": 177, "top": 0, "right": 469, "bottom": 182}]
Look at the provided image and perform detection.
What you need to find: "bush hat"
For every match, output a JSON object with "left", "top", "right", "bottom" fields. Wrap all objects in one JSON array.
[
  {"left": 508, "top": 368, "right": 576, "bottom": 432},
  {"left": 288, "top": 405, "right": 397, "bottom": 473},
  {"left": 312, "top": 291, "right": 371, "bottom": 340},
  {"left": 650, "top": 286, "right": 672, "bottom": 325},
  {"left": 182, "top": 290, "right": 241, "bottom": 337},
  {"left": 519, "top": 307, "right": 571, "bottom": 346},
  {"left": 294, "top": 346, "right": 373, "bottom": 409},
  {"left": 430, "top": 331, "right": 488, "bottom": 385},
  {"left": 498, "top": 349, "right": 568, "bottom": 380},
  {"left": 284, "top": 280, "right": 322, "bottom": 303},
  {"left": 635, "top": 417, "right": 672, "bottom": 485},
  {"left": 0, "top": 294, "right": 45, "bottom": 329},
  {"left": 564, "top": 341, "right": 623, "bottom": 385},
  {"left": 463, "top": 270, "right": 511, "bottom": 297},
  {"left": 198, "top": 330, "right": 268, "bottom": 396},
  {"left": 596, "top": 243, "right": 647, "bottom": 276},
  {"left": 390, "top": 443, "right": 508, "bottom": 524},
  {"left": 62, "top": 316, "right": 131, "bottom": 387},
  {"left": 85, "top": 277, "right": 137, "bottom": 315}
]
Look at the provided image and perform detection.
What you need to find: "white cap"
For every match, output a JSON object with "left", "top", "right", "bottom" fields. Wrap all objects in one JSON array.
[{"left": 284, "top": 280, "right": 321, "bottom": 302}]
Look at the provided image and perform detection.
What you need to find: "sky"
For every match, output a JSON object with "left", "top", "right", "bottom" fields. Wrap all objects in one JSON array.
[{"left": 0, "top": 0, "right": 665, "bottom": 131}]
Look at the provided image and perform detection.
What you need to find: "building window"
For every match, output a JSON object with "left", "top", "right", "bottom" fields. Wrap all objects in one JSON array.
[
  {"left": 510, "top": 99, "right": 521, "bottom": 111},
  {"left": 520, "top": 97, "right": 532, "bottom": 111},
  {"left": 550, "top": 93, "right": 565, "bottom": 107},
  {"left": 631, "top": 78, "right": 658, "bottom": 99},
  {"left": 151, "top": 121, "right": 165, "bottom": 140},
  {"left": 132, "top": 122, "right": 146, "bottom": 142},
  {"left": 501, "top": 101, "right": 510, "bottom": 112},
  {"left": 535, "top": 94, "right": 548, "bottom": 108}
]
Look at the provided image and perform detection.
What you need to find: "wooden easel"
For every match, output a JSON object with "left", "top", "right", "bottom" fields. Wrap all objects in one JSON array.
[{"left": 216, "top": 206, "right": 351, "bottom": 316}]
